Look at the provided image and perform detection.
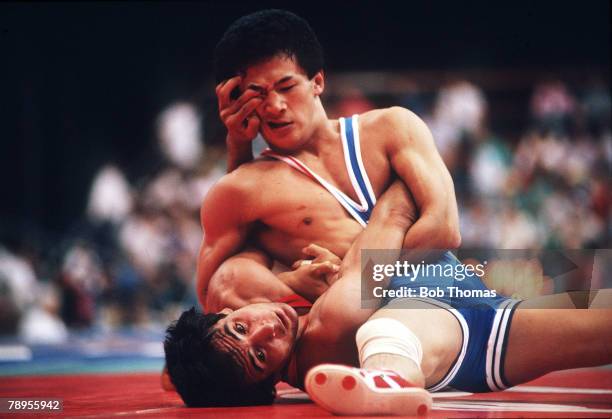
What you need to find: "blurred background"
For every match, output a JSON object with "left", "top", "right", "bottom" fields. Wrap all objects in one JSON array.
[{"left": 0, "top": 2, "right": 609, "bottom": 349}]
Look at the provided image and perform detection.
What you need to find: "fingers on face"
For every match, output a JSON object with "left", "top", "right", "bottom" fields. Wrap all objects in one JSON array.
[
  {"left": 219, "top": 92, "right": 262, "bottom": 124},
  {"left": 226, "top": 89, "right": 261, "bottom": 113},
  {"left": 224, "top": 96, "right": 262, "bottom": 130},
  {"left": 243, "top": 113, "right": 261, "bottom": 137},
  {"left": 216, "top": 76, "right": 242, "bottom": 109},
  {"left": 236, "top": 94, "right": 263, "bottom": 118}
]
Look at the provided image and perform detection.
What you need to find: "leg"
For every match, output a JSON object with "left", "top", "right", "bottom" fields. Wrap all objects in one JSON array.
[
  {"left": 306, "top": 363, "right": 432, "bottom": 416},
  {"left": 305, "top": 300, "right": 461, "bottom": 416},
  {"left": 504, "top": 290, "right": 612, "bottom": 386},
  {"left": 361, "top": 299, "right": 463, "bottom": 389}
]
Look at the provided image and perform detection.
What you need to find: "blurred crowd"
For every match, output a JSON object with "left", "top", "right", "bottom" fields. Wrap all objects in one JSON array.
[
  {"left": 428, "top": 79, "right": 610, "bottom": 250},
  {"left": 1, "top": 75, "right": 610, "bottom": 340}
]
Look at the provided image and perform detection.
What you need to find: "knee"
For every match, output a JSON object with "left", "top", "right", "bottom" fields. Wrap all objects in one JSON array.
[
  {"left": 419, "top": 334, "right": 457, "bottom": 380},
  {"left": 356, "top": 317, "right": 423, "bottom": 369}
]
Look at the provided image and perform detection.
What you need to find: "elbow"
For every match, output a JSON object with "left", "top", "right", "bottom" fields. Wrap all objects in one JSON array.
[
  {"left": 447, "top": 228, "right": 461, "bottom": 249},
  {"left": 196, "top": 275, "right": 208, "bottom": 309},
  {"left": 441, "top": 222, "right": 461, "bottom": 249},
  {"left": 432, "top": 216, "right": 461, "bottom": 249},
  {"left": 439, "top": 208, "right": 461, "bottom": 249}
]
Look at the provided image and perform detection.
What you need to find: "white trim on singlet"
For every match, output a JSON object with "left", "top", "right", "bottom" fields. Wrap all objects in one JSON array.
[
  {"left": 485, "top": 299, "right": 521, "bottom": 391},
  {"left": 261, "top": 150, "right": 368, "bottom": 226}
]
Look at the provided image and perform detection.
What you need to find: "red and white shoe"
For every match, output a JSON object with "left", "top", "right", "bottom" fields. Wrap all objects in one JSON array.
[{"left": 305, "top": 364, "right": 432, "bottom": 416}]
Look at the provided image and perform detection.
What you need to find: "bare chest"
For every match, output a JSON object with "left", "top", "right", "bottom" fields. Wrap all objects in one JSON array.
[
  {"left": 249, "top": 138, "right": 392, "bottom": 263},
  {"left": 260, "top": 174, "right": 353, "bottom": 230},
  {"left": 252, "top": 169, "right": 364, "bottom": 262}
]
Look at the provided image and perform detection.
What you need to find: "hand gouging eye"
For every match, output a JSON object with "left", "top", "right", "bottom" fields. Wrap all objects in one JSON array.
[{"left": 217, "top": 76, "right": 263, "bottom": 144}]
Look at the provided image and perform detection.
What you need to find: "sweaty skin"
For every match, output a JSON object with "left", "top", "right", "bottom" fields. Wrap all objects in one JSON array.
[
  {"left": 211, "top": 181, "right": 419, "bottom": 386},
  {"left": 213, "top": 182, "right": 612, "bottom": 392},
  {"left": 198, "top": 55, "right": 460, "bottom": 310}
]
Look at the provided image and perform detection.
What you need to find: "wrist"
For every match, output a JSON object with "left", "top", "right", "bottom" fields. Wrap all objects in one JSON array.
[
  {"left": 226, "top": 134, "right": 251, "bottom": 150},
  {"left": 277, "top": 271, "right": 294, "bottom": 286},
  {"left": 226, "top": 135, "right": 254, "bottom": 171}
]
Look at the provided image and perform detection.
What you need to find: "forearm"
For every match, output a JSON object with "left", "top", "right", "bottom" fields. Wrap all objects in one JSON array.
[
  {"left": 206, "top": 255, "right": 294, "bottom": 311},
  {"left": 401, "top": 212, "right": 461, "bottom": 250},
  {"left": 226, "top": 135, "right": 254, "bottom": 172},
  {"left": 196, "top": 249, "right": 222, "bottom": 309},
  {"left": 277, "top": 270, "right": 327, "bottom": 303},
  {"left": 385, "top": 107, "right": 461, "bottom": 250},
  {"left": 341, "top": 181, "right": 416, "bottom": 275},
  {"left": 325, "top": 182, "right": 415, "bottom": 326},
  {"left": 196, "top": 238, "right": 245, "bottom": 309}
]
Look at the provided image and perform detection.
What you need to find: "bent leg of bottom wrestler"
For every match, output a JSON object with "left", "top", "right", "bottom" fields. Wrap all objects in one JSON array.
[
  {"left": 360, "top": 299, "right": 462, "bottom": 389},
  {"left": 504, "top": 289, "right": 612, "bottom": 386},
  {"left": 306, "top": 300, "right": 459, "bottom": 416}
]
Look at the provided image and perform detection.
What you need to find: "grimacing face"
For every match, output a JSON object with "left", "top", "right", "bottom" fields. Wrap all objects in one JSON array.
[
  {"left": 213, "top": 302, "right": 299, "bottom": 384},
  {"left": 240, "top": 55, "right": 324, "bottom": 152}
]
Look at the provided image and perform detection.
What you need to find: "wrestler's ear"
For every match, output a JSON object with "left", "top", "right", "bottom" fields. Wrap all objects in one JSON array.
[
  {"left": 312, "top": 71, "right": 324, "bottom": 96},
  {"left": 220, "top": 308, "right": 233, "bottom": 315}
]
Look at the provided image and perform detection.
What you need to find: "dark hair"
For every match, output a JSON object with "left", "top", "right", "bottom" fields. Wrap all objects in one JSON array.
[
  {"left": 214, "top": 9, "right": 324, "bottom": 83},
  {"left": 164, "top": 307, "right": 277, "bottom": 407}
]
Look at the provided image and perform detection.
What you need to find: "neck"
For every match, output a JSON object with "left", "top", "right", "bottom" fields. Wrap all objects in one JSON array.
[
  {"left": 296, "top": 102, "right": 339, "bottom": 157},
  {"left": 280, "top": 314, "right": 309, "bottom": 382},
  {"left": 296, "top": 313, "right": 309, "bottom": 339}
]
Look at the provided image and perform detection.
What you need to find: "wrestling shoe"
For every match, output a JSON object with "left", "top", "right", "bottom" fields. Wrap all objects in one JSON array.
[{"left": 305, "top": 364, "right": 431, "bottom": 416}]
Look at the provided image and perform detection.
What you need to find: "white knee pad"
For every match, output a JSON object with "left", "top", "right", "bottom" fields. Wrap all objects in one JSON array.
[{"left": 356, "top": 318, "right": 423, "bottom": 367}]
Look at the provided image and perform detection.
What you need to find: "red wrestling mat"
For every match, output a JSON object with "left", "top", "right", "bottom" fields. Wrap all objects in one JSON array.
[{"left": 1, "top": 368, "right": 610, "bottom": 418}]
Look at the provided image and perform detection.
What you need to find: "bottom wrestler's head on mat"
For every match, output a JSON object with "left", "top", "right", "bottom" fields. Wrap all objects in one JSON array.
[{"left": 164, "top": 303, "right": 299, "bottom": 407}]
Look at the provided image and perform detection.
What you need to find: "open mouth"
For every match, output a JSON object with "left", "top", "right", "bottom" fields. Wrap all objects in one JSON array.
[{"left": 267, "top": 121, "right": 292, "bottom": 130}]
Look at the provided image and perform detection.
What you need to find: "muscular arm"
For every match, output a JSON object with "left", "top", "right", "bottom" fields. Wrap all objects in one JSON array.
[
  {"left": 207, "top": 246, "right": 335, "bottom": 311},
  {"left": 226, "top": 138, "right": 254, "bottom": 172},
  {"left": 206, "top": 248, "right": 294, "bottom": 311},
  {"left": 383, "top": 107, "right": 461, "bottom": 250},
  {"left": 196, "top": 176, "right": 254, "bottom": 310},
  {"left": 309, "top": 181, "right": 417, "bottom": 339}
]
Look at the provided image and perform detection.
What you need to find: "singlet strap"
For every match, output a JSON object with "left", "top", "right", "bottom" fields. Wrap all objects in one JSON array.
[
  {"left": 339, "top": 115, "right": 377, "bottom": 210},
  {"left": 261, "top": 115, "right": 376, "bottom": 227}
]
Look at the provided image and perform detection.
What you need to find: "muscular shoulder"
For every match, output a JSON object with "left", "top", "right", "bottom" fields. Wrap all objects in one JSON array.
[
  {"left": 200, "top": 158, "right": 287, "bottom": 224},
  {"left": 359, "top": 107, "right": 427, "bottom": 148},
  {"left": 362, "top": 107, "right": 435, "bottom": 157},
  {"left": 205, "top": 158, "right": 275, "bottom": 198},
  {"left": 200, "top": 164, "right": 257, "bottom": 225},
  {"left": 362, "top": 106, "right": 424, "bottom": 136}
]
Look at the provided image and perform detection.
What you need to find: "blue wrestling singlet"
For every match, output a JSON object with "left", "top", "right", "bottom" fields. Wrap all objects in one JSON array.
[{"left": 262, "top": 114, "right": 520, "bottom": 393}]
